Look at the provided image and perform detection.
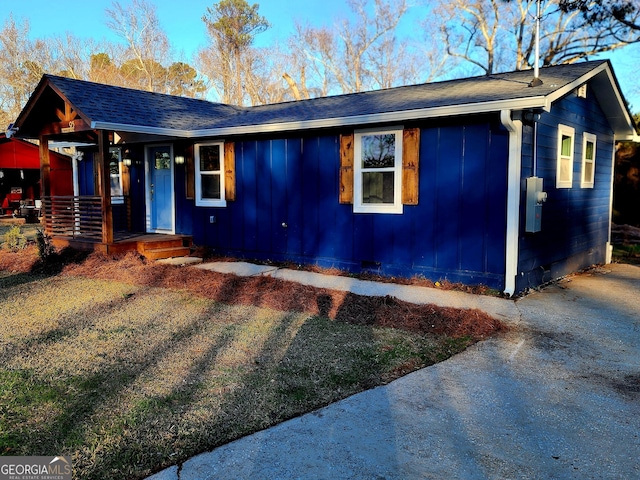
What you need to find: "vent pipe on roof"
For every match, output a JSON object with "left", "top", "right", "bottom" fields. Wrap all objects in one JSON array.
[{"left": 529, "top": 0, "right": 543, "bottom": 87}]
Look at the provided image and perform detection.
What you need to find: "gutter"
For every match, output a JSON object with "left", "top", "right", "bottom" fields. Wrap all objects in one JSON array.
[
  {"left": 91, "top": 96, "right": 549, "bottom": 140},
  {"left": 500, "top": 110, "right": 523, "bottom": 296}
]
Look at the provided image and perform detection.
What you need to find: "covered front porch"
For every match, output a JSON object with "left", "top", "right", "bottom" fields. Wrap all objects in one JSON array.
[
  {"left": 42, "top": 195, "right": 192, "bottom": 258},
  {"left": 11, "top": 75, "right": 193, "bottom": 260}
]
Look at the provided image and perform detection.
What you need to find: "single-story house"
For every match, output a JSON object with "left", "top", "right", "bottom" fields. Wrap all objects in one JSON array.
[
  {"left": 10, "top": 60, "right": 638, "bottom": 294},
  {"left": 0, "top": 133, "right": 72, "bottom": 217}
]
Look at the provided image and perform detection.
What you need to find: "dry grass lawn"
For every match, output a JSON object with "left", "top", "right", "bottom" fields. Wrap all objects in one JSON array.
[{"left": 0, "top": 245, "right": 505, "bottom": 479}]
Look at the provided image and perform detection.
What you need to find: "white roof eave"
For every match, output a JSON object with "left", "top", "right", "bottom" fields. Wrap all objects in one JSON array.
[{"left": 93, "top": 96, "right": 551, "bottom": 139}]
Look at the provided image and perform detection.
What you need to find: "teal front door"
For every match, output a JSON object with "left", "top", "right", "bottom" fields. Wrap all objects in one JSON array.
[{"left": 147, "top": 145, "right": 174, "bottom": 232}]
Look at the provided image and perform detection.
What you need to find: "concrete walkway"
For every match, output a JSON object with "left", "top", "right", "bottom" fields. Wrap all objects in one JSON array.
[
  {"left": 148, "top": 262, "right": 640, "bottom": 480},
  {"left": 191, "top": 261, "right": 519, "bottom": 321}
]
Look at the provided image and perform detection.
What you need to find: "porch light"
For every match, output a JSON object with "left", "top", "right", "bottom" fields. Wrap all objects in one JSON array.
[
  {"left": 175, "top": 155, "right": 185, "bottom": 165},
  {"left": 0, "top": 170, "right": 4, "bottom": 179},
  {"left": 122, "top": 149, "right": 132, "bottom": 166}
]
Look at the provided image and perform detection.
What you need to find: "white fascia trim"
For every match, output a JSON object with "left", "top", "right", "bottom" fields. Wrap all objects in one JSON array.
[
  {"left": 501, "top": 109, "right": 523, "bottom": 297},
  {"left": 544, "top": 62, "right": 610, "bottom": 105},
  {"left": 547, "top": 62, "right": 636, "bottom": 137},
  {"left": 189, "top": 98, "right": 548, "bottom": 138},
  {"left": 91, "top": 121, "right": 192, "bottom": 138},
  {"left": 92, "top": 97, "right": 548, "bottom": 139},
  {"left": 616, "top": 132, "right": 640, "bottom": 143}
]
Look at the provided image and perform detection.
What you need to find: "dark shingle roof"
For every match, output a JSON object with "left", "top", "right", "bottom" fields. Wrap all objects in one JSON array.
[
  {"left": 44, "top": 76, "right": 242, "bottom": 131},
  {"left": 21, "top": 60, "right": 630, "bottom": 137},
  {"left": 204, "top": 61, "right": 606, "bottom": 129}
]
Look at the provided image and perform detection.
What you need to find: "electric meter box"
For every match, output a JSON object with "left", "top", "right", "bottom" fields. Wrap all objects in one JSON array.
[{"left": 525, "top": 176, "right": 547, "bottom": 233}]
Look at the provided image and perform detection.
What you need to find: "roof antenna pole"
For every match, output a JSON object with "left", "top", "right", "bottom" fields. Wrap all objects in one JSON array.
[{"left": 529, "top": 0, "right": 543, "bottom": 87}]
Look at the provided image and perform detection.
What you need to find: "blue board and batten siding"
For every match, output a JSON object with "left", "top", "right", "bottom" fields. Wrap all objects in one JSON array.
[
  {"left": 516, "top": 88, "right": 615, "bottom": 292},
  {"left": 176, "top": 116, "right": 510, "bottom": 289}
]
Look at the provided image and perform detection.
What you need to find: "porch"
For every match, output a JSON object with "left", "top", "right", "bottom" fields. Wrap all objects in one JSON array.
[{"left": 43, "top": 195, "right": 192, "bottom": 259}]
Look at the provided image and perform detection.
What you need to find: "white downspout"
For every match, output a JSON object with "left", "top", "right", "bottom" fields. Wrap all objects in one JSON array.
[
  {"left": 501, "top": 110, "right": 523, "bottom": 296},
  {"left": 606, "top": 142, "right": 616, "bottom": 264}
]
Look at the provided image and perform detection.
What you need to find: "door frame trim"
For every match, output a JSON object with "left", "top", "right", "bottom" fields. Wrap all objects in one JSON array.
[{"left": 145, "top": 143, "right": 176, "bottom": 234}]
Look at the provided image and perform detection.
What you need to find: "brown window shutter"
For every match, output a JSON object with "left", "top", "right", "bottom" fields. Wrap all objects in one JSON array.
[
  {"left": 402, "top": 128, "right": 420, "bottom": 205},
  {"left": 224, "top": 141, "right": 236, "bottom": 201},
  {"left": 339, "top": 133, "right": 354, "bottom": 204},
  {"left": 185, "top": 144, "right": 195, "bottom": 199}
]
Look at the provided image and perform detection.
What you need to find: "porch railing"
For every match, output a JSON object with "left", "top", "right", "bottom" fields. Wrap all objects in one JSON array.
[{"left": 42, "top": 196, "right": 131, "bottom": 241}]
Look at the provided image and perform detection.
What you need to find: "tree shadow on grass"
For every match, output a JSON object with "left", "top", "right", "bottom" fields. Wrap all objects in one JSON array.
[
  {"left": 0, "top": 294, "right": 237, "bottom": 479},
  {"left": 1, "top": 255, "right": 504, "bottom": 479}
]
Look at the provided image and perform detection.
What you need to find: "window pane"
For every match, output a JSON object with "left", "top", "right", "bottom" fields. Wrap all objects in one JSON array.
[
  {"left": 584, "top": 161, "right": 593, "bottom": 182},
  {"left": 585, "top": 140, "right": 594, "bottom": 160},
  {"left": 560, "top": 158, "right": 572, "bottom": 182},
  {"left": 201, "top": 174, "right": 221, "bottom": 199},
  {"left": 362, "top": 172, "right": 394, "bottom": 204},
  {"left": 361, "top": 134, "right": 396, "bottom": 168},
  {"left": 561, "top": 135, "right": 572, "bottom": 157},
  {"left": 110, "top": 176, "right": 122, "bottom": 196},
  {"left": 109, "top": 151, "right": 120, "bottom": 175},
  {"left": 200, "top": 145, "right": 221, "bottom": 172},
  {"left": 155, "top": 152, "right": 171, "bottom": 170}
]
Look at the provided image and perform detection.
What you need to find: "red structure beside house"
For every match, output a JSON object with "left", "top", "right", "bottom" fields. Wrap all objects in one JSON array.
[{"left": 0, "top": 134, "right": 72, "bottom": 216}]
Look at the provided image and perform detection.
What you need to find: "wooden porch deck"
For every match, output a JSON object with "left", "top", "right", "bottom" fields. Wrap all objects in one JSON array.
[{"left": 51, "top": 232, "right": 193, "bottom": 260}]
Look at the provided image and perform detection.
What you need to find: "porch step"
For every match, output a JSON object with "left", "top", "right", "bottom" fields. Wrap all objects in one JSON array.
[
  {"left": 135, "top": 234, "right": 192, "bottom": 260},
  {"left": 142, "top": 246, "right": 192, "bottom": 260}
]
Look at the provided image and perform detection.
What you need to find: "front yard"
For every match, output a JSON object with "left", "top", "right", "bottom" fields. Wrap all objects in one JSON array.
[{"left": 0, "top": 240, "right": 503, "bottom": 479}]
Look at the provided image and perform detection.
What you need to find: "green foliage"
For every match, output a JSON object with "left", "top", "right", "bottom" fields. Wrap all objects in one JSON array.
[
  {"left": 2, "top": 225, "right": 27, "bottom": 252},
  {"left": 203, "top": 0, "right": 270, "bottom": 50}
]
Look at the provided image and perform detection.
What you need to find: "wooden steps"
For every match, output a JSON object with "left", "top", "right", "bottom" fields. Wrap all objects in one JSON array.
[
  {"left": 135, "top": 235, "right": 193, "bottom": 260},
  {"left": 51, "top": 233, "right": 193, "bottom": 260}
]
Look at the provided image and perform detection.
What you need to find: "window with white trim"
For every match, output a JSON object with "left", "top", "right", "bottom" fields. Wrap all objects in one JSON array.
[
  {"left": 556, "top": 124, "right": 575, "bottom": 188},
  {"left": 354, "top": 128, "right": 403, "bottom": 214},
  {"left": 195, "top": 142, "right": 226, "bottom": 207},
  {"left": 581, "top": 132, "right": 596, "bottom": 188}
]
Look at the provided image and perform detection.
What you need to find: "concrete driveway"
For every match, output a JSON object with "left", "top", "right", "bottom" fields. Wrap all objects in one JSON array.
[{"left": 149, "top": 263, "right": 640, "bottom": 480}]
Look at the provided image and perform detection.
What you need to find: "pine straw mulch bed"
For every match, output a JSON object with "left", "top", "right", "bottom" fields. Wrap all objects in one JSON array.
[{"left": 0, "top": 246, "right": 505, "bottom": 340}]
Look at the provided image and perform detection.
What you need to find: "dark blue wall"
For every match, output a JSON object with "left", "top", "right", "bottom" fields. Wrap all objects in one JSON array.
[
  {"left": 77, "top": 151, "right": 95, "bottom": 196},
  {"left": 176, "top": 117, "right": 510, "bottom": 289},
  {"left": 78, "top": 147, "right": 147, "bottom": 233},
  {"left": 516, "top": 86, "right": 615, "bottom": 291}
]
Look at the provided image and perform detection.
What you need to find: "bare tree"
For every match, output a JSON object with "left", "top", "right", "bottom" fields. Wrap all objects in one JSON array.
[
  {"left": 434, "top": 0, "right": 640, "bottom": 75},
  {"left": 0, "top": 15, "right": 52, "bottom": 128},
  {"left": 105, "top": 0, "right": 170, "bottom": 92},
  {"left": 199, "top": 0, "right": 270, "bottom": 105},
  {"left": 286, "top": 0, "right": 427, "bottom": 96},
  {"left": 559, "top": 0, "right": 640, "bottom": 36}
]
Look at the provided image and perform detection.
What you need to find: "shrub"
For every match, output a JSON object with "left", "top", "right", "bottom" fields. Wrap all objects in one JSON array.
[
  {"left": 3, "top": 225, "right": 27, "bottom": 252},
  {"left": 36, "top": 228, "right": 55, "bottom": 261}
]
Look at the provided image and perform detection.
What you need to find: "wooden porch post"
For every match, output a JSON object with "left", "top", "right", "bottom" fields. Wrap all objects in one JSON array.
[
  {"left": 39, "top": 135, "right": 51, "bottom": 235},
  {"left": 97, "top": 130, "right": 113, "bottom": 244}
]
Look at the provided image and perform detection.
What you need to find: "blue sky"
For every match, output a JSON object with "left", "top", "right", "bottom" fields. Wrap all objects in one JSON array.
[
  {"left": 1, "top": 0, "right": 354, "bottom": 56},
  {"left": 2, "top": 0, "right": 638, "bottom": 110}
]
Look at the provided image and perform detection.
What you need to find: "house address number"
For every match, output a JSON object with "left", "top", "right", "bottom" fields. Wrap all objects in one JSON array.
[{"left": 61, "top": 121, "right": 75, "bottom": 133}]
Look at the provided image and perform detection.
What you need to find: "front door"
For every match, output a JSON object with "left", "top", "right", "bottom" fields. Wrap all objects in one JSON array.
[{"left": 147, "top": 145, "right": 174, "bottom": 233}]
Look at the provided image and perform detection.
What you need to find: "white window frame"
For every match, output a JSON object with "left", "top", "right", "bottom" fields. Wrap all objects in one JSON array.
[
  {"left": 195, "top": 141, "right": 226, "bottom": 207},
  {"left": 581, "top": 132, "right": 596, "bottom": 188},
  {"left": 556, "top": 124, "right": 575, "bottom": 189},
  {"left": 353, "top": 127, "right": 403, "bottom": 214}
]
